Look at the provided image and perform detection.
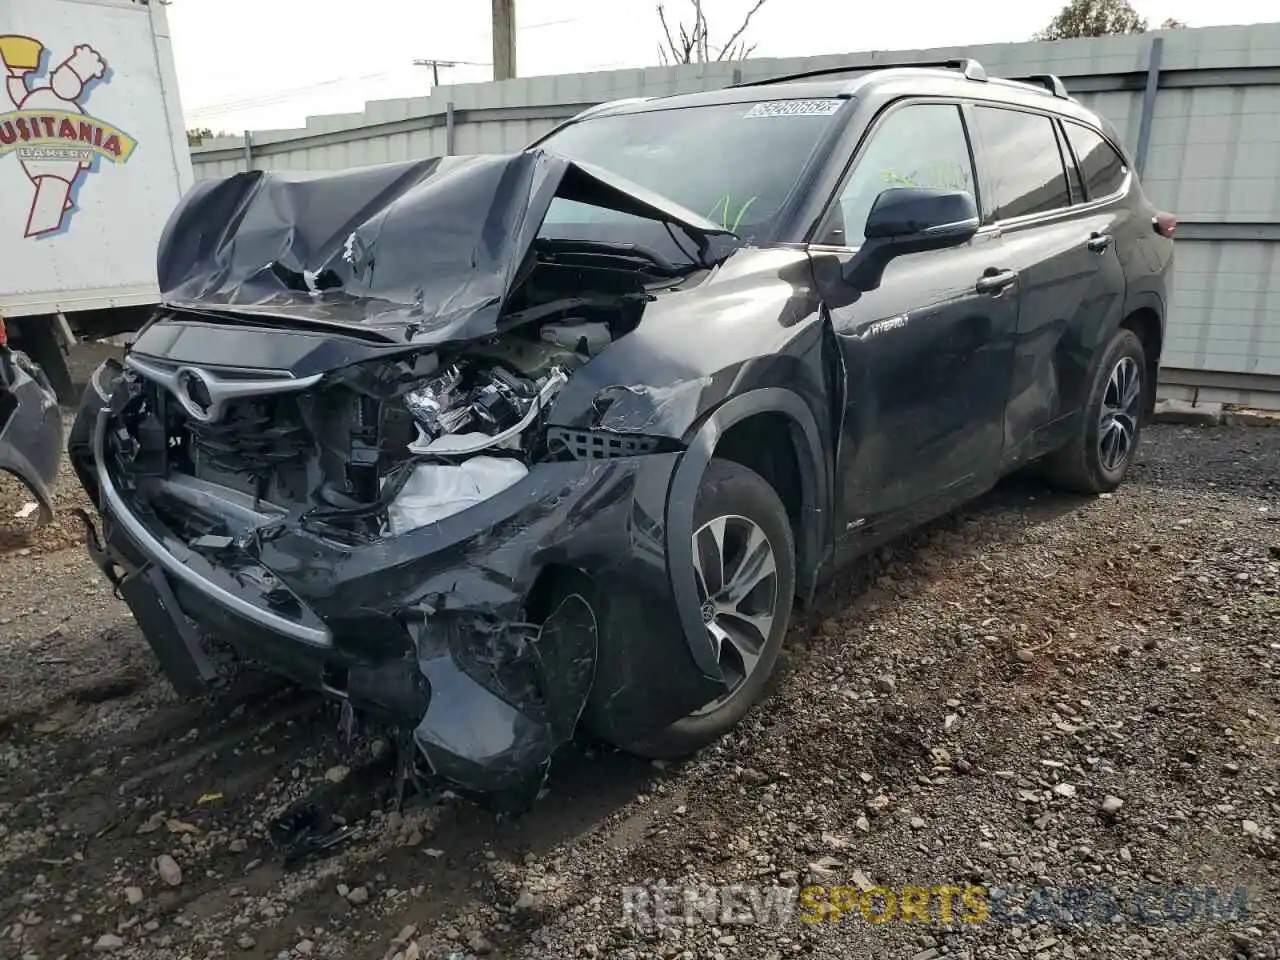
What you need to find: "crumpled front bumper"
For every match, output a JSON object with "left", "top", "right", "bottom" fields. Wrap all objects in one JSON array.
[
  {"left": 67, "top": 379, "right": 720, "bottom": 793},
  {"left": 0, "top": 349, "right": 63, "bottom": 524}
]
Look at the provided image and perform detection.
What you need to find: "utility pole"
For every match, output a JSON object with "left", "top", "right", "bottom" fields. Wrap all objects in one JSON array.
[
  {"left": 491, "top": 0, "right": 516, "bottom": 80},
  {"left": 412, "top": 58, "right": 491, "bottom": 89},
  {"left": 413, "top": 58, "right": 457, "bottom": 87}
]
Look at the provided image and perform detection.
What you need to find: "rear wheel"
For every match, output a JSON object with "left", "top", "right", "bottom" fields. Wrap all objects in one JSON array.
[
  {"left": 1044, "top": 328, "right": 1146, "bottom": 493},
  {"left": 621, "top": 458, "right": 795, "bottom": 759}
]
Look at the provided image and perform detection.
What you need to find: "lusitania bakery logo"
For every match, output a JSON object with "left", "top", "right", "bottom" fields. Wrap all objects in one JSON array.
[{"left": 0, "top": 35, "right": 138, "bottom": 238}]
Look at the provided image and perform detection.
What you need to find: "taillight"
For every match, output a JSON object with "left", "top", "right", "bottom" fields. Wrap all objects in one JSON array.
[
  {"left": 1153, "top": 212, "right": 1177, "bottom": 239},
  {"left": 0, "top": 316, "right": 7, "bottom": 347}
]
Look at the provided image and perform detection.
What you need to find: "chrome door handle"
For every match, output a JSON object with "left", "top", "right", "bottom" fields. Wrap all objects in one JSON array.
[{"left": 976, "top": 269, "right": 1017, "bottom": 295}]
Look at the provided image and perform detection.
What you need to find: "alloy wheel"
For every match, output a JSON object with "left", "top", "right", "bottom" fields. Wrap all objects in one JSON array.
[
  {"left": 1098, "top": 356, "right": 1142, "bottom": 473},
  {"left": 689, "top": 514, "right": 779, "bottom": 714}
]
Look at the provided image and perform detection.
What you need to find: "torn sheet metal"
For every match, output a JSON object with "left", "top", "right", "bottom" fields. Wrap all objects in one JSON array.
[
  {"left": 0, "top": 347, "right": 62, "bottom": 524},
  {"left": 155, "top": 150, "right": 737, "bottom": 345},
  {"left": 410, "top": 591, "right": 598, "bottom": 792}
]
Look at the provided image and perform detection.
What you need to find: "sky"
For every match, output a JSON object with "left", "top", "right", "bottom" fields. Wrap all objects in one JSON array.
[{"left": 168, "top": 0, "right": 1278, "bottom": 134}]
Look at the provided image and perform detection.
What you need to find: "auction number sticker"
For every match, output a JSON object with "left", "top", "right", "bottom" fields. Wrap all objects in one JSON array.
[{"left": 744, "top": 99, "right": 843, "bottom": 118}]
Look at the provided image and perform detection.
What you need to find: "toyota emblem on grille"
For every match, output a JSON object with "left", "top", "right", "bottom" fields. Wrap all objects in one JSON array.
[{"left": 176, "top": 367, "right": 218, "bottom": 422}]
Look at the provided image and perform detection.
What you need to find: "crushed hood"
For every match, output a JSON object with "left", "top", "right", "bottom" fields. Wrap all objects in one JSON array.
[{"left": 156, "top": 149, "right": 737, "bottom": 344}]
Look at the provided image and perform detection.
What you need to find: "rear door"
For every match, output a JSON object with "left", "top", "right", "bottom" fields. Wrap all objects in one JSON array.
[{"left": 968, "top": 105, "right": 1127, "bottom": 466}]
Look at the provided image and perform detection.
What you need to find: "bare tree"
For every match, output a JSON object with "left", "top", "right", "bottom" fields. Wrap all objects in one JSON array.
[
  {"left": 1034, "top": 0, "right": 1147, "bottom": 40},
  {"left": 656, "top": 0, "right": 770, "bottom": 65},
  {"left": 186, "top": 127, "right": 234, "bottom": 146}
]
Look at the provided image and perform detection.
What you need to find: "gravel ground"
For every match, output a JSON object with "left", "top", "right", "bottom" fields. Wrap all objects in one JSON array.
[
  {"left": 0, "top": 413, "right": 94, "bottom": 558},
  {"left": 1, "top": 423, "right": 1277, "bottom": 960}
]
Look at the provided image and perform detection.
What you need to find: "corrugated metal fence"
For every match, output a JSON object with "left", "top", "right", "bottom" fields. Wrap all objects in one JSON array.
[{"left": 190, "top": 24, "right": 1280, "bottom": 406}]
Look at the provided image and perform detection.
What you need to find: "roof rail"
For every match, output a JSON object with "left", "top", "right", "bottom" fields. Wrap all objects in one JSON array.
[
  {"left": 568, "top": 96, "right": 653, "bottom": 122},
  {"left": 1008, "top": 73, "right": 1070, "bottom": 98},
  {"left": 730, "top": 58, "right": 989, "bottom": 88}
]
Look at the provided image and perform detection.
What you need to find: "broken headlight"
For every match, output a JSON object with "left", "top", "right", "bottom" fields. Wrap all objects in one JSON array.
[
  {"left": 404, "top": 363, "right": 469, "bottom": 437},
  {"left": 404, "top": 361, "right": 568, "bottom": 456}
]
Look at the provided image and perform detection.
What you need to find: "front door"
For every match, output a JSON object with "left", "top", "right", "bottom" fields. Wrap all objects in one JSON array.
[{"left": 811, "top": 100, "right": 1020, "bottom": 548}]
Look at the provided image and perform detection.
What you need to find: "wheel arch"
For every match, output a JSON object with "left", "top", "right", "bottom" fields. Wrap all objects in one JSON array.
[
  {"left": 1118, "top": 298, "right": 1164, "bottom": 421},
  {"left": 665, "top": 387, "right": 829, "bottom": 679}
]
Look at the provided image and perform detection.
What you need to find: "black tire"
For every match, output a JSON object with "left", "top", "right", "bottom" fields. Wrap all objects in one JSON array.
[
  {"left": 621, "top": 458, "right": 796, "bottom": 759},
  {"left": 1044, "top": 328, "right": 1147, "bottom": 494}
]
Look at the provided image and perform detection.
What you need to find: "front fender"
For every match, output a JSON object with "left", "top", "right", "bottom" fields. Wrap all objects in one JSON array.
[
  {"left": 540, "top": 245, "right": 837, "bottom": 677},
  {"left": 545, "top": 246, "right": 827, "bottom": 439},
  {"left": 665, "top": 387, "right": 830, "bottom": 679}
]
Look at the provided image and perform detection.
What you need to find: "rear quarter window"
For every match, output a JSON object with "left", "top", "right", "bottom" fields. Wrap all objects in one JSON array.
[{"left": 1063, "top": 122, "right": 1130, "bottom": 200}]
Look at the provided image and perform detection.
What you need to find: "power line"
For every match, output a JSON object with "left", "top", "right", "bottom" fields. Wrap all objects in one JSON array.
[
  {"left": 187, "top": 54, "right": 494, "bottom": 122},
  {"left": 185, "top": 71, "right": 402, "bottom": 119},
  {"left": 522, "top": 18, "right": 579, "bottom": 30},
  {"left": 413, "top": 58, "right": 492, "bottom": 67},
  {"left": 412, "top": 57, "right": 491, "bottom": 86},
  {"left": 187, "top": 11, "right": 593, "bottom": 120}
]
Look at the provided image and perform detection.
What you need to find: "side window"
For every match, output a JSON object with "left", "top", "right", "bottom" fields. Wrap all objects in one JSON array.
[
  {"left": 973, "top": 107, "right": 1071, "bottom": 220},
  {"left": 1063, "top": 122, "right": 1129, "bottom": 200},
  {"left": 821, "top": 103, "right": 975, "bottom": 247}
]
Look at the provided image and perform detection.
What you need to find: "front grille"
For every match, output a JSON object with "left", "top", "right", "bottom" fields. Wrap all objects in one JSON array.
[{"left": 186, "top": 396, "right": 311, "bottom": 475}]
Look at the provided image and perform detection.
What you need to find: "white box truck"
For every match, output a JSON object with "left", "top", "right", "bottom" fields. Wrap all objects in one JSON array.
[{"left": 0, "top": 0, "right": 193, "bottom": 401}]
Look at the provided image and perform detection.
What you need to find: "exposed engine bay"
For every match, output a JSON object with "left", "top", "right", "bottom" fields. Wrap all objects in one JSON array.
[
  {"left": 107, "top": 317, "right": 622, "bottom": 547},
  {"left": 404, "top": 321, "right": 608, "bottom": 456},
  {"left": 382, "top": 320, "right": 613, "bottom": 532}
]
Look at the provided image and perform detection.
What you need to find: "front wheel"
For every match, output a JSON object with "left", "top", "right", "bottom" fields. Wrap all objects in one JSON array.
[
  {"left": 1044, "top": 328, "right": 1147, "bottom": 494},
  {"left": 620, "top": 458, "right": 796, "bottom": 760}
]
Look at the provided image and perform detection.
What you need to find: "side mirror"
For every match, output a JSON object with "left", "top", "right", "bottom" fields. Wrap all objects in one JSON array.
[{"left": 842, "top": 187, "right": 980, "bottom": 291}]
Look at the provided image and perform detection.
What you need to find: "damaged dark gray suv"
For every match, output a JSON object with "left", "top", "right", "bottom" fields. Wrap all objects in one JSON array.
[{"left": 68, "top": 59, "right": 1175, "bottom": 794}]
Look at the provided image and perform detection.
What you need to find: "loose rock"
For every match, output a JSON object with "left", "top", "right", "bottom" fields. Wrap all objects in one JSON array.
[{"left": 154, "top": 854, "right": 182, "bottom": 887}]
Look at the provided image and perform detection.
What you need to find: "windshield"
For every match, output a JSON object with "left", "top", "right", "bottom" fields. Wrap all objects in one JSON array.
[{"left": 535, "top": 98, "right": 845, "bottom": 242}]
